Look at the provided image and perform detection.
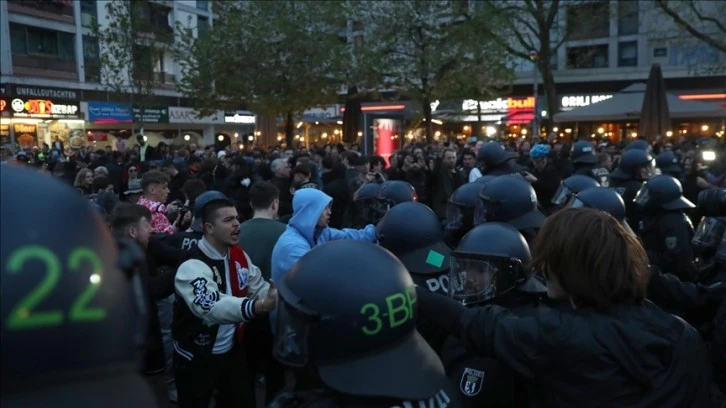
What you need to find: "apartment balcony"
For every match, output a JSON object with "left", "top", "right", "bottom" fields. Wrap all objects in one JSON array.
[
  {"left": 154, "top": 72, "right": 177, "bottom": 90},
  {"left": 12, "top": 54, "right": 78, "bottom": 81},
  {"left": 7, "top": 0, "right": 74, "bottom": 25}
]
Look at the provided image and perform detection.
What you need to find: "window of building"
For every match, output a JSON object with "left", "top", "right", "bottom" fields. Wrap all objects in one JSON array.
[
  {"left": 10, "top": 23, "right": 75, "bottom": 61},
  {"left": 618, "top": 1, "right": 638, "bottom": 35},
  {"left": 618, "top": 41, "right": 638, "bottom": 67},
  {"left": 132, "top": 46, "right": 154, "bottom": 80},
  {"left": 80, "top": 0, "right": 97, "bottom": 28},
  {"left": 198, "top": 16, "right": 210, "bottom": 39},
  {"left": 653, "top": 47, "right": 667, "bottom": 58},
  {"left": 196, "top": 0, "right": 209, "bottom": 11},
  {"left": 566, "top": 44, "right": 609, "bottom": 69},
  {"left": 550, "top": 52, "right": 558, "bottom": 70},
  {"left": 133, "top": 2, "right": 173, "bottom": 34},
  {"left": 83, "top": 36, "right": 100, "bottom": 81},
  {"left": 567, "top": 1, "right": 609, "bottom": 40}
]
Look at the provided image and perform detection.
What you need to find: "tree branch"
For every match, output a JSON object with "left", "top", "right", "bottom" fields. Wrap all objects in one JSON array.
[{"left": 655, "top": 0, "right": 726, "bottom": 53}]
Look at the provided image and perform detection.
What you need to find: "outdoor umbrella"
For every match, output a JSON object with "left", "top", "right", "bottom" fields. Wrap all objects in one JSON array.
[
  {"left": 342, "top": 85, "right": 362, "bottom": 144},
  {"left": 639, "top": 64, "right": 671, "bottom": 139}
]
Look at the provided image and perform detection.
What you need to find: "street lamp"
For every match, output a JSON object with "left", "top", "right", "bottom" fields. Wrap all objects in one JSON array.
[{"left": 529, "top": 51, "right": 539, "bottom": 140}]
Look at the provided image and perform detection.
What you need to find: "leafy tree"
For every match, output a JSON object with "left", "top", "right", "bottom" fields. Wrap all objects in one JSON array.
[
  {"left": 174, "top": 1, "right": 347, "bottom": 145},
  {"left": 351, "top": 0, "right": 513, "bottom": 143},
  {"left": 653, "top": 0, "right": 726, "bottom": 53},
  {"left": 92, "top": 0, "right": 172, "bottom": 133}
]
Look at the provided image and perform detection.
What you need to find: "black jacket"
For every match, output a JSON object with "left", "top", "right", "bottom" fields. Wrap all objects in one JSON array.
[{"left": 418, "top": 290, "right": 716, "bottom": 408}]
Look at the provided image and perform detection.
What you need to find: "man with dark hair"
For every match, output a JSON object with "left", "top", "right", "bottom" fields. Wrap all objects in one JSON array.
[{"left": 173, "top": 195, "right": 277, "bottom": 408}]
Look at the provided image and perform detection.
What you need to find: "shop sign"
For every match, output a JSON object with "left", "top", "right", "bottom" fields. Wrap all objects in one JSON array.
[
  {"left": 559, "top": 94, "right": 612, "bottom": 111},
  {"left": 224, "top": 111, "right": 256, "bottom": 124},
  {"left": 462, "top": 97, "right": 535, "bottom": 114},
  {"left": 1, "top": 124, "right": 9, "bottom": 146},
  {"left": 14, "top": 123, "right": 38, "bottom": 148},
  {"left": 9, "top": 98, "right": 80, "bottom": 119},
  {"left": 10, "top": 84, "right": 78, "bottom": 101},
  {"left": 170, "top": 107, "right": 223, "bottom": 124},
  {"left": 132, "top": 105, "right": 168, "bottom": 123},
  {"left": 88, "top": 102, "right": 169, "bottom": 124},
  {"left": 0, "top": 98, "right": 7, "bottom": 112},
  {"left": 303, "top": 105, "right": 338, "bottom": 121}
]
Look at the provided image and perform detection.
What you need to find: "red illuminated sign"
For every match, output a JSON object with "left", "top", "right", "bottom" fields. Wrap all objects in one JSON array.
[{"left": 0, "top": 99, "right": 6, "bottom": 112}]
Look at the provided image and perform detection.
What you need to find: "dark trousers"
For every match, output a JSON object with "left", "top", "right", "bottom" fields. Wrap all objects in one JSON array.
[
  {"left": 174, "top": 345, "right": 255, "bottom": 408},
  {"left": 244, "top": 317, "right": 286, "bottom": 403}
]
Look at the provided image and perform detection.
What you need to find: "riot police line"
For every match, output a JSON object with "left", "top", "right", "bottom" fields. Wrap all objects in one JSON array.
[{"left": 1, "top": 138, "right": 725, "bottom": 408}]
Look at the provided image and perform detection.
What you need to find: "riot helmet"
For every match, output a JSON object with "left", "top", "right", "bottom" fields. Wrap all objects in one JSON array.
[
  {"left": 473, "top": 175, "right": 497, "bottom": 185},
  {"left": 445, "top": 183, "right": 484, "bottom": 235},
  {"left": 610, "top": 149, "right": 654, "bottom": 181},
  {"left": 474, "top": 175, "right": 545, "bottom": 231},
  {"left": 625, "top": 139, "right": 650, "bottom": 152},
  {"left": 656, "top": 151, "right": 682, "bottom": 176},
  {"left": 273, "top": 240, "right": 448, "bottom": 401},
  {"left": 692, "top": 217, "right": 726, "bottom": 255},
  {"left": 634, "top": 175, "right": 695, "bottom": 212},
  {"left": 377, "top": 202, "right": 451, "bottom": 275},
  {"left": 1, "top": 166, "right": 153, "bottom": 407},
  {"left": 571, "top": 141, "right": 598, "bottom": 165},
  {"left": 374, "top": 180, "right": 417, "bottom": 217},
  {"left": 477, "top": 142, "right": 514, "bottom": 170},
  {"left": 566, "top": 187, "right": 634, "bottom": 235},
  {"left": 353, "top": 183, "right": 384, "bottom": 225},
  {"left": 551, "top": 175, "right": 601, "bottom": 207},
  {"left": 449, "top": 223, "right": 532, "bottom": 306}
]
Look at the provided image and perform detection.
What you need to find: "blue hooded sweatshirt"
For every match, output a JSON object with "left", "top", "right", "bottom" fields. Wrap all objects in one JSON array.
[{"left": 271, "top": 188, "right": 377, "bottom": 286}]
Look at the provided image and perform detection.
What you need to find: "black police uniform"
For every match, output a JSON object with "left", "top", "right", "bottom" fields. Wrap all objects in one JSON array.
[
  {"left": 444, "top": 183, "right": 486, "bottom": 248},
  {"left": 571, "top": 141, "right": 609, "bottom": 186},
  {"left": 477, "top": 142, "right": 523, "bottom": 177},
  {"left": 550, "top": 175, "right": 600, "bottom": 212},
  {"left": 377, "top": 202, "right": 454, "bottom": 353},
  {"left": 440, "top": 223, "right": 545, "bottom": 407},
  {"left": 272, "top": 240, "right": 460, "bottom": 408},
  {"left": 1, "top": 166, "right": 157, "bottom": 407},
  {"left": 609, "top": 149, "right": 654, "bottom": 232}
]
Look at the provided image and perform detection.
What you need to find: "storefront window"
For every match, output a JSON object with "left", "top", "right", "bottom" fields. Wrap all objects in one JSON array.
[{"left": 618, "top": 41, "right": 638, "bottom": 67}]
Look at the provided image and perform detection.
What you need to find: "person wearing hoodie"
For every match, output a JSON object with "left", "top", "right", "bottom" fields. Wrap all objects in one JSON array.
[
  {"left": 271, "top": 188, "right": 377, "bottom": 286},
  {"left": 417, "top": 208, "right": 716, "bottom": 408}
]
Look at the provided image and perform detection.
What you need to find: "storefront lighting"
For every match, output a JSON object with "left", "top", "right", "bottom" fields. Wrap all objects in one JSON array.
[
  {"left": 277, "top": 136, "right": 283, "bottom": 141},
  {"left": 631, "top": 132, "right": 637, "bottom": 138},
  {"left": 702, "top": 151, "right": 716, "bottom": 161},
  {"left": 336, "top": 120, "right": 343, "bottom": 125},
  {"left": 597, "top": 127, "right": 604, "bottom": 134},
  {"left": 486, "top": 126, "right": 497, "bottom": 137},
  {"left": 701, "top": 125, "right": 709, "bottom": 132},
  {"left": 357, "top": 131, "right": 363, "bottom": 137},
  {"left": 434, "top": 131, "right": 441, "bottom": 137},
  {"left": 234, "top": 132, "right": 239, "bottom": 138},
  {"left": 322, "top": 132, "right": 328, "bottom": 138},
  {"left": 463, "top": 125, "right": 470, "bottom": 131},
  {"left": 521, "top": 128, "right": 528, "bottom": 135},
  {"left": 184, "top": 134, "right": 191, "bottom": 141},
  {"left": 565, "top": 128, "right": 572, "bottom": 134},
  {"left": 407, "top": 133, "right": 414, "bottom": 139},
  {"left": 666, "top": 131, "right": 673, "bottom": 137},
  {"left": 295, "top": 135, "right": 300, "bottom": 139},
  {"left": 541, "top": 110, "right": 547, "bottom": 118},
  {"left": 248, "top": 135, "right": 254, "bottom": 141},
  {"left": 255, "top": 131, "right": 261, "bottom": 136},
  {"left": 431, "top": 119, "right": 443, "bottom": 125},
  {"left": 333, "top": 129, "right": 339, "bottom": 135},
  {"left": 296, "top": 122, "right": 303, "bottom": 129},
  {"left": 217, "top": 135, "right": 224, "bottom": 141},
  {"left": 553, "top": 127, "right": 559, "bottom": 132},
  {"left": 315, "top": 122, "right": 319, "bottom": 125},
  {"left": 591, "top": 134, "right": 596, "bottom": 138},
  {"left": 300, "top": 137, "right": 305, "bottom": 142}
]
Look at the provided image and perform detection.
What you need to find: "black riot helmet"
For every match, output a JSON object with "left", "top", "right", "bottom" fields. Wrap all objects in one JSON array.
[
  {"left": 377, "top": 202, "right": 451, "bottom": 275},
  {"left": 566, "top": 187, "right": 634, "bottom": 235},
  {"left": 273, "top": 240, "right": 448, "bottom": 401},
  {"left": 449, "top": 223, "right": 532, "bottom": 306},
  {"left": 1, "top": 166, "right": 153, "bottom": 407},
  {"left": 474, "top": 175, "right": 497, "bottom": 185},
  {"left": 626, "top": 139, "right": 650, "bottom": 152},
  {"left": 445, "top": 182, "right": 484, "bottom": 234},
  {"left": 477, "top": 142, "right": 514, "bottom": 169},
  {"left": 656, "top": 151, "right": 682, "bottom": 176},
  {"left": 571, "top": 140, "right": 598, "bottom": 165},
  {"left": 373, "top": 180, "right": 417, "bottom": 217},
  {"left": 353, "top": 183, "right": 384, "bottom": 225},
  {"left": 551, "top": 175, "right": 601, "bottom": 207},
  {"left": 692, "top": 217, "right": 726, "bottom": 255},
  {"left": 634, "top": 174, "right": 695, "bottom": 212},
  {"left": 474, "top": 175, "right": 545, "bottom": 231},
  {"left": 610, "top": 149, "right": 654, "bottom": 181}
]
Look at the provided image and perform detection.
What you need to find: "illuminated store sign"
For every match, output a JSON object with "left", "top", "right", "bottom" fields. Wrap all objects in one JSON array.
[{"left": 10, "top": 98, "right": 80, "bottom": 119}]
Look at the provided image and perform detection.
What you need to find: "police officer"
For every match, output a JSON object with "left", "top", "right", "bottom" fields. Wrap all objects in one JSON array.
[
  {"left": 609, "top": 148, "right": 654, "bottom": 231},
  {"left": 565, "top": 187, "right": 634, "bottom": 234},
  {"left": 477, "top": 142, "right": 522, "bottom": 176},
  {"left": 656, "top": 151, "right": 683, "bottom": 178},
  {"left": 692, "top": 216, "right": 726, "bottom": 285},
  {"left": 635, "top": 175, "right": 697, "bottom": 282},
  {"left": 442, "top": 223, "right": 545, "bottom": 407},
  {"left": 348, "top": 183, "right": 383, "bottom": 228},
  {"left": 270, "top": 240, "right": 459, "bottom": 407},
  {"left": 571, "top": 140, "right": 610, "bottom": 186},
  {"left": 1, "top": 166, "right": 157, "bottom": 407},
  {"left": 444, "top": 182, "right": 487, "bottom": 247},
  {"left": 377, "top": 202, "right": 453, "bottom": 352},
  {"left": 550, "top": 174, "right": 601, "bottom": 212},
  {"left": 372, "top": 180, "right": 418, "bottom": 221},
  {"left": 474, "top": 175, "right": 546, "bottom": 245},
  {"left": 625, "top": 139, "right": 651, "bottom": 152}
]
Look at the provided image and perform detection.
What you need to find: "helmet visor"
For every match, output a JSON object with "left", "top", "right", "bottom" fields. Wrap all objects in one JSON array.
[
  {"left": 473, "top": 196, "right": 490, "bottom": 226},
  {"left": 565, "top": 196, "right": 587, "bottom": 210},
  {"left": 693, "top": 217, "right": 726, "bottom": 250},
  {"left": 633, "top": 184, "right": 651, "bottom": 208},
  {"left": 445, "top": 201, "right": 465, "bottom": 232},
  {"left": 551, "top": 183, "right": 574, "bottom": 207},
  {"left": 356, "top": 198, "right": 383, "bottom": 225},
  {"left": 448, "top": 255, "right": 523, "bottom": 306},
  {"left": 273, "top": 296, "right": 317, "bottom": 368}
]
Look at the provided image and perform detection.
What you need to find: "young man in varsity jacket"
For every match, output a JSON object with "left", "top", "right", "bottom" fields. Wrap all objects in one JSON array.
[{"left": 172, "top": 196, "right": 278, "bottom": 408}]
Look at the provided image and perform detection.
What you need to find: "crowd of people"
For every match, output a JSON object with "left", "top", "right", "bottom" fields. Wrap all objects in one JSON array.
[{"left": 1, "top": 131, "right": 725, "bottom": 408}]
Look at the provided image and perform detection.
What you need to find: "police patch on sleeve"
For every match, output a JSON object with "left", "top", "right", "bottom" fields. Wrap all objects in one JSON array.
[
  {"left": 665, "top": 236, "right": 677, "bottom": 250},
  {"left": 459, "top": 367, "right": 485, "bottom": 397},
  {"left": 190, "top": 278, "right": 219, "bottom": 311}
]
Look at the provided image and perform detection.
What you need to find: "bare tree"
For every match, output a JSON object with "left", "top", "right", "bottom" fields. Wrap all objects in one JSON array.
[{"left": 653, "top": 0, "right": 726, "bottom": 53}]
